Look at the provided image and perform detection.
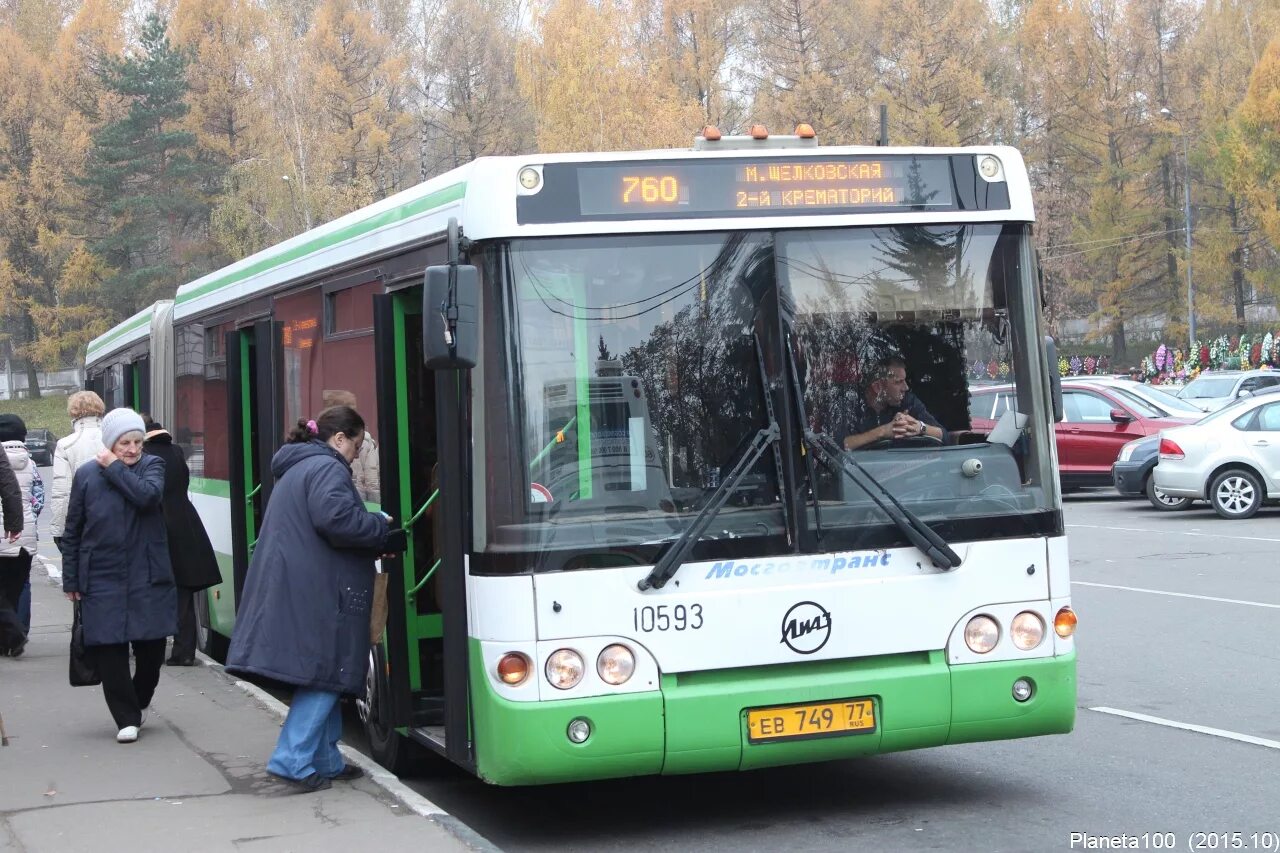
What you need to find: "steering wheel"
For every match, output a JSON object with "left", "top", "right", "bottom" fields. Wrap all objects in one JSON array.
[{"left": 861, "top": 434, "right": 944, "bottom": 450}]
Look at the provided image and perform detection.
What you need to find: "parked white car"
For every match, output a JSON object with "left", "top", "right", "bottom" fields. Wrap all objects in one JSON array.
[
  {"left": 1154, "top": 387, "right": 1280, "bottom": 519},
  {"left": 1176, "top": 369, "right": 1280, "bottom": 412}
]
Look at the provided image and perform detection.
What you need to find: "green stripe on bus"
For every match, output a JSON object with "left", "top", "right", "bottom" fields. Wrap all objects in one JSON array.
[
  {"left": 177, "top": 182, "right": 466, "bottom": 307},
  {"left": 190, "top": 478, "right": 231, "bottom": 498},
  {"left": 86, "top": 311, "right": 151, "bottom": 362}
]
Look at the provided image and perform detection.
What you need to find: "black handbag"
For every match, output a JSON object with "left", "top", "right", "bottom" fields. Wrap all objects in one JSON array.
[{"left": 69, "top": 602, "right": 100, "bottom": 687}]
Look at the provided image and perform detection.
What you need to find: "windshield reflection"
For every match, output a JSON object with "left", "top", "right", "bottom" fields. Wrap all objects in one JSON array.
[{"left": 479, "top": 224, "right": 1058, "bottom": 573}]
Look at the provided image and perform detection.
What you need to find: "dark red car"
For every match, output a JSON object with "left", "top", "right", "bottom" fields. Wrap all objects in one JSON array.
[{"left": 969, "top": 381, "right": 1197, "bottom": 489}]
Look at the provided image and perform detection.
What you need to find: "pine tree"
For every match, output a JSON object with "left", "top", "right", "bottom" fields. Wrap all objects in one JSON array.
[{"left": 80, "top": 12, "right": 219, "bottom": 316}]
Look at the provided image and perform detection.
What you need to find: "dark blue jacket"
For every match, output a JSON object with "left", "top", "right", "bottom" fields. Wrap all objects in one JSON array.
[
  {"left": 226, "top": 441, "right": 390, "bottom": 695},
  {"left": 62, "top": 455, "right": 178, "bottom": 646}
]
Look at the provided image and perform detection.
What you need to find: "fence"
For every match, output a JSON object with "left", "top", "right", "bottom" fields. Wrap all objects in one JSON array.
[{"left": 0, "top": 362, "right": 82, "bottom": 400}]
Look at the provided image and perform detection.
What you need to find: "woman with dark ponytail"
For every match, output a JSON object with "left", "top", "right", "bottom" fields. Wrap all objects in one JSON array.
[{"left": 227, "top": 405, "right": 406, "bottom": 793}]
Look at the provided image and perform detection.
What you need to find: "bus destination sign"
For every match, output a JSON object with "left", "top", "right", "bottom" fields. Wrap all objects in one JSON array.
[
  {"left": 516, "top": 154, "right": 1010, "bottom": 224},
  {"left": 571, "top": 156, "right": 957, "bottom": 219}
]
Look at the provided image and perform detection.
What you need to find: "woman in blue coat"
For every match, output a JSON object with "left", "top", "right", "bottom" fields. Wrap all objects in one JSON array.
[
  {"left": 62, "top": 408, "right": 177, "bottom": 744},
  {"left": 227, "top": 405, "right": 405, "bottom": 793}
]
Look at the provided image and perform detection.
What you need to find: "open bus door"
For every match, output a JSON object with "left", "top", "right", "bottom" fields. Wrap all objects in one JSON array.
[
  {"left": 224, "top": 320, "right": 283, "bottom": 617},
  {"left": 127, "top": 357, "right": 150, "bottom": 414},
  {"left": 362, "top": 287, "right": 474, "bottom": 774}
]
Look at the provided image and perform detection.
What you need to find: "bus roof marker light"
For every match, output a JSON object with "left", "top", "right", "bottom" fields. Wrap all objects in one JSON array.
[
  {"left": 518, "top": 167, "right": 542, "bottom": 192},
  {"left": 794, "top": 123, "right": 815, "bottom": 139},
  {"left": 749, "top": 124, "right": 769, "bottom": 140},
  {"left": 701, "top": 125, "right": 722, "bottom": 142},
  {"left": 978, "top": 155, "right": 1003, "bottom": 182}
]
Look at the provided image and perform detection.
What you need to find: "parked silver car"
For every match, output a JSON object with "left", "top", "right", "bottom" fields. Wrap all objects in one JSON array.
[
  {"left": 1071, "top": 376, "right": 1209, "bottom": 417},
  {"left": 1176, "top": 369, "right": 1280, "bottom": 412},
  {"left": 1153, "top": 387, "right": 1280, "bottom": 518}
]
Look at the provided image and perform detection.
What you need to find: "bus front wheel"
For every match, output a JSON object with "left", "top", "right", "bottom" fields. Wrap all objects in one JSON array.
[{"left": 359, "top": 645, "right": 425, "bottom": 776}]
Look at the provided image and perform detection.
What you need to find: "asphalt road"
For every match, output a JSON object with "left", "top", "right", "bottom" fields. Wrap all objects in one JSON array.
[{"left": 350, "top": 493, "right": 1280, "bottom": 852}]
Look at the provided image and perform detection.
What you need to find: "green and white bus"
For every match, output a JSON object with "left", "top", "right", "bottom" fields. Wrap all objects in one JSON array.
[{"left": 84, "top": 129, "right": 1077, "bottom": 785}]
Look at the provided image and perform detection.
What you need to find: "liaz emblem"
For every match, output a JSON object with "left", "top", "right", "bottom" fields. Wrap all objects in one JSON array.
[{"left": 780, "top": 601, "right": 832, "bottom": 655}]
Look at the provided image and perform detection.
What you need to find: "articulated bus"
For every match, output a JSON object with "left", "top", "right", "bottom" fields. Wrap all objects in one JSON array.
[{"left": 84, "top": 129, "right": 1076, "bottom": 785}]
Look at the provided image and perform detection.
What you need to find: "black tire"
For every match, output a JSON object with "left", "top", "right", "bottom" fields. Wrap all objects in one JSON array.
[
  {"left": 1208, "top": 468, "right": 1264, "bottom": 520},
  {"left": 1145, "top": 475, "right": 1193, "bottom": 511},
  {"left": 359, "top": 645, "right": 426, "bottom": 776},
  {"left": 195, "top": 589, "right": 230, "bottom": 662}
]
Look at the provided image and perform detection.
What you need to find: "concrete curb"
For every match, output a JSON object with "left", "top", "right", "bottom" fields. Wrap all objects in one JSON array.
[{"left": 197, "top": 654, "right": 501, "bottom": 853}]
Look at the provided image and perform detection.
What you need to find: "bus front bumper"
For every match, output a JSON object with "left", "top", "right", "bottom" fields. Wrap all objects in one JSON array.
[{"left": 470, "top": 647, "right": 1076, "bottom": 786}]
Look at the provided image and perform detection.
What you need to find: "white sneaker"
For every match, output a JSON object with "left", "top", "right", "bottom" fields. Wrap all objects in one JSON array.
[
  {"left": 116, "top": 726, "right": 139, "bottom": 743},
  {"left": 139, "top": 708, "right": 148, "bottom": 728}
]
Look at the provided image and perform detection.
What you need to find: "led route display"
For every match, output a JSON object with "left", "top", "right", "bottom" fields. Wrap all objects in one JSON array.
[{"left": 577, "top": 156, "right": 957, "bottom": 217}]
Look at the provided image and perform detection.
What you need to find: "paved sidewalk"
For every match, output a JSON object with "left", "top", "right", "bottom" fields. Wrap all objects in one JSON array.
[{"left": 0, "top": 576, "right": 477, "bottom": 853}]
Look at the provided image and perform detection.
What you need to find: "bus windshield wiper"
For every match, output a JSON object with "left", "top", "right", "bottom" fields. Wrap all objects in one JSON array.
[
  {"left": 783, "top": 332, "right": 824, "bottom": 543},
  {"left": 780, "top": 334, "right": 959, "bottom": 571},
  {"left": 804, "top": 432, "right": 962, "bottom": 570},
  {"left": 637, "top": 423, "right": 780, "bottom": 591}
]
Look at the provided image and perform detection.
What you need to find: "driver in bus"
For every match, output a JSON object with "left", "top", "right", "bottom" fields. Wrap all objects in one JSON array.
[{"left": 842, "top": 356, "right": 944, "bottom": 450}]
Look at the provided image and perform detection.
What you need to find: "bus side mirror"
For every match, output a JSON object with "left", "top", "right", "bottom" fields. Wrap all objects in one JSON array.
[{"left": 423, "top": 264, "right": 478, "bottom": 370}]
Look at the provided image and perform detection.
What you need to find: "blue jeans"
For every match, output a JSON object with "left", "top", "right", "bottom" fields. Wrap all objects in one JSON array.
[{"left": 267, "top": 688, "right": 347, "bottom": 781}]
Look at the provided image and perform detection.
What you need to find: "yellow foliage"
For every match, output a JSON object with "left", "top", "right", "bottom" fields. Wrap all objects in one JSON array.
[{"left": 517, "top": 0, "right": 702, "bottom": 153}]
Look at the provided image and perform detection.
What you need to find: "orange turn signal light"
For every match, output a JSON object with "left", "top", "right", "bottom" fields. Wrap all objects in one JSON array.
[
  {"left": 749, "top": 124, "right": 769, "bottom": 140},
  {"left": 701, "top": 125, "right": 722, "bottom": 141},
  {"left": 795, "top": 123, "right": 815, "bottom": 138},
  {"left": 497, "top": 653, "right": 530, "bottom": 685},
  {"left": 1054, "top": 607, "right": 1077, "bottom": 638}
]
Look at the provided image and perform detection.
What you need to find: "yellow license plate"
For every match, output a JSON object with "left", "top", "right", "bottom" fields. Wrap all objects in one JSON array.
[{"left": 746, "top": 698, "right": 877, "bottom": 743}]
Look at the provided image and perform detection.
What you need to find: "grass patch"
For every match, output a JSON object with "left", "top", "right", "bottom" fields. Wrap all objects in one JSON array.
[{"left": 1, "top": 394, "right": 70, "bottom": 438}]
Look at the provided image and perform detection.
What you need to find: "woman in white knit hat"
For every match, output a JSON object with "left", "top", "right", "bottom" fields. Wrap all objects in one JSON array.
[{"left": 62, "top": 407, "right": 177, "bottom": 743}]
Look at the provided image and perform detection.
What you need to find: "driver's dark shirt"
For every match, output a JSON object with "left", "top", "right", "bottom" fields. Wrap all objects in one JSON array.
[{"left": 845, "top": 391, "right": 942, "bottom": 438}]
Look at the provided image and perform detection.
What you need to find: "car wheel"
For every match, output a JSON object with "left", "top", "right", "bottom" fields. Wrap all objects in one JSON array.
[
  {"left": 1209, "top": 469, "right": 1264, "bottom": 520},
  {"left": 1145, "top": 475, "right": 1192, "bottom": 511}
]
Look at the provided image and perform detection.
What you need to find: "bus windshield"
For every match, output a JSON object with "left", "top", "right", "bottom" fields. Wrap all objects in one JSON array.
[{"left": 476, "top": 224, "right": 1056, "bottom": 574}]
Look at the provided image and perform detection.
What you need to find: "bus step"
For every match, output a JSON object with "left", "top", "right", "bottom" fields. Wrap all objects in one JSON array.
[
  {"left": 411, "top": 693, "right": 445, "bottom": 726},
  {"left": 411, "top": 725, "right": 447, "bottom": 753}
]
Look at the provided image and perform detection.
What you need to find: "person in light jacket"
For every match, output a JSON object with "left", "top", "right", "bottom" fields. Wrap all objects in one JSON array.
[
  {"left": 50, "top": 391, "right": 106, "bottom": 556},
  {"left": 227, "top": 405, "right": 405, "bottom": 793},
  {"left": 142, "top": 420, "right": 222, "bottom": 665},
  {"left": 322, "top": 390, "right": 380, "bottom": 504},
  {"left": 62, "top": 408, "right": 177, "bottom": 744}
]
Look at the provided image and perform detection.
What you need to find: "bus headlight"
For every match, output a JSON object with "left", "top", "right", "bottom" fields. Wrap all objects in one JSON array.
[
  {"left": 964, "top": 615, "right": 1000, "bottom": 653},
  {"left": 545, "top": 649, "right": 584, "bottom": 690},
  {"left": 596, "top": 644, "right": 635, "bottom": 685},
  {"left": 1010, "top": 612, "right": 1045, "bottom": 650}
]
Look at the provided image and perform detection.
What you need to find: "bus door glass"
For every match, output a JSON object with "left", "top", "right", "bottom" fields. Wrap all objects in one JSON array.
[
  {"left": 225, "top": 327, "right": 270, "bottom": 607},
  {"left": 373, "top": 289, "right": 445, "bottom": 727}
]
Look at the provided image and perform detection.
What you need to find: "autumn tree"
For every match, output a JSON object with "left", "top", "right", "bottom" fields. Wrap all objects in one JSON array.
[
  {"left": 1226, "top": 34, "right": 1280, "bottom": 311},
  {"left": 419, "top": 0, "right": 533, "bottom": 175},
  {"left": 518, "top": 0, "right": 701, "bottom": 152},
  {"left": 866, "top": 0, "right": 1005, "bottom": 146},
  {"left": 746, "top": 0, "right": 874, "bottom": 142},
  {"left": 80, "top": 12, "right": 219, "bottom": 315},
  {"left": 0, "top": 1, "right": 121, "bottom": 391}
]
